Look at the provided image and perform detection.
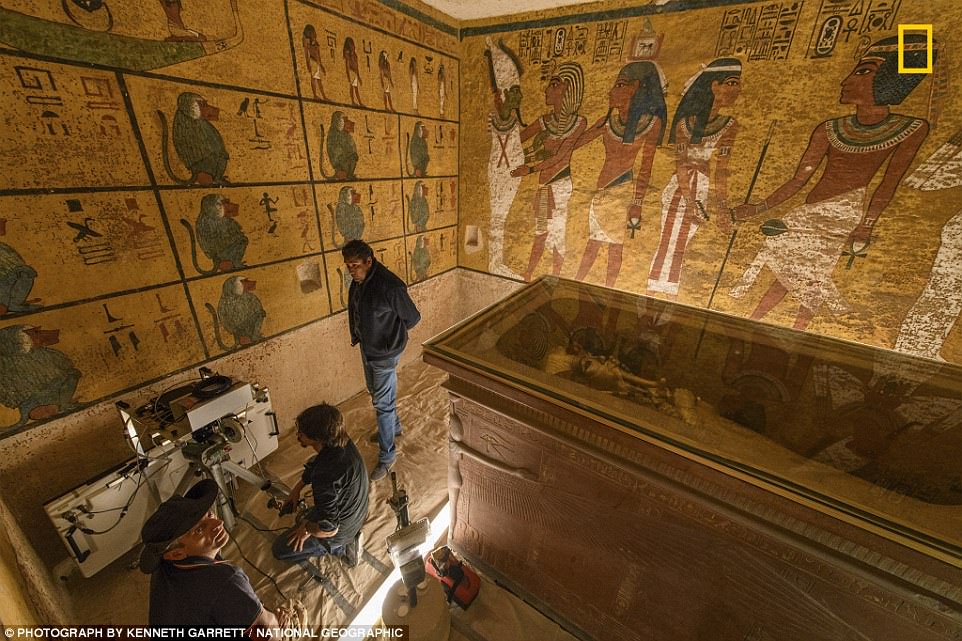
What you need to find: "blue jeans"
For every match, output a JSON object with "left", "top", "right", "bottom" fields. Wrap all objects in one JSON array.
[
  {"left": 361, "top": 352, "right": 401, "bottom": 466},
  {"left": 272, "top": 528, "right": 344, "bottom": 563}
]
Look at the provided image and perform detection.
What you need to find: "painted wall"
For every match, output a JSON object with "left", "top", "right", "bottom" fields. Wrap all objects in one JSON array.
[
  {"left": 459, "top": 0, "right": 962, "bottom": 363},
  {"left": 0, "top": 0, "right": 460, "bottom": 439}
]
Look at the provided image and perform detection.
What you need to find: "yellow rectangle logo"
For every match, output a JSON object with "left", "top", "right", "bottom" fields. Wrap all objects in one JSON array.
[{"left": 898, "top": 24, "right": 933, "bottom": 74}]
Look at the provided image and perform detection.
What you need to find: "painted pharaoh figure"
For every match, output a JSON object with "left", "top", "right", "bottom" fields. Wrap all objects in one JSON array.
[
  {"left": 648, "top": 58, "right": 741, "bottom": 297},
  {"left": 731, "top": 35, "right": 935, "bottom": 330},
  {"left": 484, "top": 37, "right": 525, "bottom": 279},
  {"left": 511, "top": 62, "right": 586, "bottom": 281},
  {"left": 574, "top": 61, "right": 667, "bottom": 288}
]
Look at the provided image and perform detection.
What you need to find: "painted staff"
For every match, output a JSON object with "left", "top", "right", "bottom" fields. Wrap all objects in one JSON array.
[{"left": 693, "top": 119, "right": 776, "bottom": 359}]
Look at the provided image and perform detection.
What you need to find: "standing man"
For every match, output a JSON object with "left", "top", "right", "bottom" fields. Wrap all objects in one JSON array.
[
  {"left": 273, "top": 403, "right": 368, "bottom": 564},
  {"left": 342, "top": 239, "right": 421, "bottom": 481},
  {"left": 140, "top": 479, "right": 286, "bottom": 631}
]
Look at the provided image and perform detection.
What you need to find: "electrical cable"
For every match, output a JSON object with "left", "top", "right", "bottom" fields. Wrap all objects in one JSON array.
[
  {"left": 237, "top": 513, "right": 287, "bottom": 534},
  {"left": 228, "top": 534, "right": 288, "bottom": 601}
]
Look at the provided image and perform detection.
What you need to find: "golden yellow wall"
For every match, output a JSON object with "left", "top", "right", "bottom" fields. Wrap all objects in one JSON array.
[
  {"left": 0, "top": 0, "right": 459, "bottom": 437},
  {"left": 459, "top": 0, "right": 962, "bottom": 364}
]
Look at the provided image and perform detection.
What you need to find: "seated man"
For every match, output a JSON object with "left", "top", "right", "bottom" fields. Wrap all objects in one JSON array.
[
  {"left": 140, "top": 479, "right": 286, "bottom": 631},
  {"left": 273, "top": 403, "right": 369, "bottom": 566}
]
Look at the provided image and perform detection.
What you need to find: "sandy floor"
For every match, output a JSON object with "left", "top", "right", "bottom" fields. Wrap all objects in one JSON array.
[{"left": 63, "top": 358, "right": 577, "bottom": 641}]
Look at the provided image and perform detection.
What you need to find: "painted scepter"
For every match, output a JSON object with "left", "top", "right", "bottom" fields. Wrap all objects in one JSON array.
[
  {"left": 706, "top": 118, "right": 777, "bottom": 311},
  {"left": 692, "top": 119, "right": 776, "bottom": 359}
]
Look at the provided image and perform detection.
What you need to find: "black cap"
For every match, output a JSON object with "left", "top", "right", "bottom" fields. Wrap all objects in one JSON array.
[{"left": 138, "top": 479, "right": 219, "bottom": 574}]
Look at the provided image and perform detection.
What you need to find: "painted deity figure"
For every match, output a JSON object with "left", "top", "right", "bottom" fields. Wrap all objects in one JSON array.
[
  {"left": 511, "top": 62, "right": 586, "bottom": 281},
  {"left": 648, "top": 58, "right": 742, "bottom": 297},
  {"left": 379, "top": 51, "right": 395, "bottom": 112},
  {"left": 574, "top": 61, "right": 666, "bottom": 288},
  {"left": 343, "top": 37, "right": 363, "bottom": 107},
  {"left": 409, "top": 57, "right": 420, "bottom": 113},
  {"left": 438, "top": 63, "right": 446, "bottom": 117},
  {"left": 302, "top": 25, "right": 327, "bottom": 100},
  {"left": 484, "top": 37, "right": 525, "bottom": 278},
  {"left": 731, "top": 35, "right": 934, "bottom": 330}
]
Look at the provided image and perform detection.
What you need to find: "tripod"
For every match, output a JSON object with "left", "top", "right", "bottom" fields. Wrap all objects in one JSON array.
[{"left": 172, "top": 433, "right": 291, "bottom": 531}]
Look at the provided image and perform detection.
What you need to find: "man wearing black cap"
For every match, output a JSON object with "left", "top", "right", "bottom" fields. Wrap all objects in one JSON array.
[
  {"left": 342, "top": 239, "right": 421, "bottom": 482},
  {"left": 140, "top": 479, "right": 284, "bottom": 630}
]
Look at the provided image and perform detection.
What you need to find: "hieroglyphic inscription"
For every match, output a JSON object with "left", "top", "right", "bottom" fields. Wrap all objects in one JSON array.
[
  {"left": 807, "top": 0, "right": 902, "bottom": 58},
  {"left": 715, "top": 2, "right": 803, "bottom": 61},
  {"left": 592, "top": 20, "right": 628, "bottom": 65},
  {"left": 517, "top": 25, "right": 590, "bottom": 67}
]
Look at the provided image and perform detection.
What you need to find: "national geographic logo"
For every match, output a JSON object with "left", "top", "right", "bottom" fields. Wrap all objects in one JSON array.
[{"left": 898, "top": 24, "right": 933, "bottom": 74}]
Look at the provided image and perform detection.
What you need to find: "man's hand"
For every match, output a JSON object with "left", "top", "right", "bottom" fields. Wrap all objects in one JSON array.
[
  {"left": 847, "top": 221, "right": 873, "bottom": 247},
  {"left": 287, "top": 523, "right": 312, "bottom": 552},
  {"left": 510, "top": 165, "right": 531, "bottom": 177}
]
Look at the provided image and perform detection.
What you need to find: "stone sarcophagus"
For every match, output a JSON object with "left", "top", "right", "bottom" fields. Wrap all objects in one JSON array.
[{"left": 422, "top": 277, "right": 962, "bottom": 641}]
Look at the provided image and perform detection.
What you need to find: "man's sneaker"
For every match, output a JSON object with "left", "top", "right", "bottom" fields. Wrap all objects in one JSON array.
[
  {"left": 370, "top": 461, "right": 393, "bottom": 481},
  {"left": 343, "top": 531, "right": 363, "bottom": 568},
  {"left": 368, "top": 430, "right": 403, "bottom": 443}
]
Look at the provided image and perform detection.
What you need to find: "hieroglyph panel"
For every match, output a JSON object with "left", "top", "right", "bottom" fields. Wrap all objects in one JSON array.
[
  {"left": 402, "top": 177, "right": 458, "bottom": 235},
  {"left": 398, "top": 114, "right": 458, "bottom": 178},
  {"left": 127, "top": 76, "right": 310, "bottom": 187},
  {"left": 0, "top": 286, "right": 204, "bottom": 431},
  {"left": 0, "top": 191, "right": 180, "bottom": 309},
  {"left": 162, "top": 185, "right": 323, "bottom": 277},
  {"left": 314, "top": 180, "right": 404, "bottom": 250},
  {"left": 187, "top": 259, "right": 331, "bottom": 357},
  {"left": 405, "top": 225, "right": 457, "bottom": 284},
  {"left": 0, "top": 56, "right": 149, "bottom": 190}
]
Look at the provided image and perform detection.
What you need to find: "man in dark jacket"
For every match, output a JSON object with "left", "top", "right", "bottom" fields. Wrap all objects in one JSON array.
[
  {"left": 273, "top": 403, "right": 368, "bottom": 563},
  {"left": 342, "top": 239, "right": 421, "bottom": 481}
]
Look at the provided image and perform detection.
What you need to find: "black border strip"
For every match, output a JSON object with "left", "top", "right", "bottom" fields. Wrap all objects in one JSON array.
[
  {"left": 460, "top": 0, "right": 760, "bottom": 37},
  {"left": 379, "top": 0, "right": 459, "bottom": 37}
]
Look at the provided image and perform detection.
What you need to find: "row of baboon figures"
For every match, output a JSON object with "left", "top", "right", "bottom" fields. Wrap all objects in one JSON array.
[
  {"left": 156, "top": 92, "right": 432, "bottom": 187},
  {"left": 0, "top": 179, "right": 440, "bottom": 430},
  {"left": 482, "top": 32, "right": 962, "bottom": 363}
]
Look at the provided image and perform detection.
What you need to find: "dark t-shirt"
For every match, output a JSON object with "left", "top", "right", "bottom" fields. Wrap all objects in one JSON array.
[
  {"left": 148, "top": 557, "right": 262, "bottom": 628},
  {"left": 303, "top": 439, "right": 369, "bottom": 549}
]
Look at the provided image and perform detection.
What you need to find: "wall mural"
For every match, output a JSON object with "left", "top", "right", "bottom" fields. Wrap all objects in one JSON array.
[
  {"left": 0, "top": 0, "right": 459, "bottom": 436},
  {"left": 459, "top": 1, "right": 962, "bottom": 364}
]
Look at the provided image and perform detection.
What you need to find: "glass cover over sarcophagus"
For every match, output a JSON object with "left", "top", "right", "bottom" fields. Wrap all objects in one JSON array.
[{"left": 425, "top": 277, "right": 962, "bottom": 566}]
